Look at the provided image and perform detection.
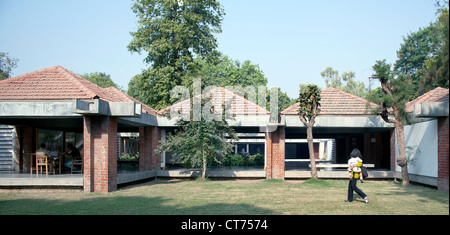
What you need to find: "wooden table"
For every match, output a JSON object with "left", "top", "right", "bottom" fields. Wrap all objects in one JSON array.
[{"left": 29, "top": 153, "right": 66, "bottom": 175}]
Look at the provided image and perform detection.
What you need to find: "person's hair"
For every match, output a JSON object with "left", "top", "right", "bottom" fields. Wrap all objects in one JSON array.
[
  {"left": 350, "top": 148, "right": 362, "bottom": 158},
  {"left": 40, "top": 143, "right": 46, "bottom": 148},
  {"left": 67, "top": 143, "right": 74, "bottom": 148}
]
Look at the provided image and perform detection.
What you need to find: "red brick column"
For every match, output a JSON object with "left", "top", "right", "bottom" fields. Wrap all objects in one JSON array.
[
  {"left": 139, "top": 126, "right": 151, "bottom": 171},
  {"left": 139, "top": 126, "right": 161, "bottom": 171},
  {"left": 83, "top": 116, "right": 118, "bottom": 193},
  {"left": 266, "top": 126, "right": 285, "bottom": 179},
  {"left": 437, "top": 117, "right": 449, "bottom": 192},
  {"left": 83, "top": 116, "right": 94, "bottom": 192}
]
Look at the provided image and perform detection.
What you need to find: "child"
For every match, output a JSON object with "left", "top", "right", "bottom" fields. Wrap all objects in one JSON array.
[
  {"left": 348, "top": 153, "right": 364, "bottom": 182},
  {"left": 346, "top": 148, "right": 369, "bottom": 203}
]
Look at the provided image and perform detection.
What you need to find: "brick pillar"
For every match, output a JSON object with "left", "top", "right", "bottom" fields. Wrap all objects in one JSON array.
[
  {"left": 437, "top": 117, "right": 449, "bottom": 192},
  {"left": 139, "top": 126, "right": 161, "bottom": 171},
  {"left": 83, "top": 116, "right": 118, "bottom": 193},
  {"left": 266, "top": 126, "right": 285, "bottom": 179},
  {"left": 139, "top": 126, "right": 151, "bottom": 171}
]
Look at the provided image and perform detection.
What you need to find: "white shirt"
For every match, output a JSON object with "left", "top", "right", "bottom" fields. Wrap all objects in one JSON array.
[{"left": 348, "top": 157, "right": 362, "bottom": 167}]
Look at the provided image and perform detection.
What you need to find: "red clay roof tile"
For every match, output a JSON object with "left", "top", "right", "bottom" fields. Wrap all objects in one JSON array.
[
  {"left": 0, "top": 66, "right": 158, "bottom": 116},
  {"left": 158, "top": 86, "right": 270, "bottom": 116},
  {"left": 405, "top": 87, "right": 449, "bottom": 113},
  {"left": 280, "top": 87, "right": 378, "bottom": 116}
]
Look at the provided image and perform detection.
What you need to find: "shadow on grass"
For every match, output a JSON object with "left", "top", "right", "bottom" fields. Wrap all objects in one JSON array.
[
  {"left": 0, "top": 195, "right": 275, "bottom": 215},
  {"left": 376, "top": 182, "right": 449, "bottom": 205}
]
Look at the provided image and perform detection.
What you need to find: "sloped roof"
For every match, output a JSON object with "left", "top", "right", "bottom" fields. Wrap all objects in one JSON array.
[
  {"left": 405, "top": 87, "right": 449, "bottom": 113},
  {"left": 0, "top": 66, "right": 158, "bottom": 116},
  {"left": 281, "top": 87, "right": 378, "bottom": 115},
  {"left": 158, "top": 86, "right": 270, "bottom": 116}
]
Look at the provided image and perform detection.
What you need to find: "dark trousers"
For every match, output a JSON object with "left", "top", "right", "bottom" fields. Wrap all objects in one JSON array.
[{"left": 347, "top": 177, "right": 367, "bottom": 202}]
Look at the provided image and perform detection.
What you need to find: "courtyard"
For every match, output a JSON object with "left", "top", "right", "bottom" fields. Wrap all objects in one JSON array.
[{"left": 0, "top": 179, "right": 448, "bottom": 215}]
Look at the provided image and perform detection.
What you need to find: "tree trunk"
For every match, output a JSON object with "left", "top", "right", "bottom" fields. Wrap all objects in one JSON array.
[
  {"left": 202, "top": 152, "right": 207, "bottom": 181},
  {"left": 394, "top": 121, "right": 409, "bottom": 186},
  {"left": 307, "top": 125, "right": 318, "bottom": 179}
]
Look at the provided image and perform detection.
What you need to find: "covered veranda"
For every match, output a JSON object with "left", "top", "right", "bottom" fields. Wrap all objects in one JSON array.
[
  {"left": 0, "top": 66, "right": 160, "bottom": 192},
  {"left": 0, "top": 100, "right": 161, "bottom": 191}
]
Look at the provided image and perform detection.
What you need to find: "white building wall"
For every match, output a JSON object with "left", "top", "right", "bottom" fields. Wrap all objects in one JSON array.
[{"left": 395, "top": 119, "right": 438, "bottom": 178}]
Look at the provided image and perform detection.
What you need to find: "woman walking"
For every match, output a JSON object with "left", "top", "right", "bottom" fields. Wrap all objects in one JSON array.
[{"left": 345, "top": 148, "right": 369, "bottom": 203}]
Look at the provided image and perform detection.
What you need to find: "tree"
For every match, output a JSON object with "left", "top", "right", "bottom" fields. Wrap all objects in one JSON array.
[
  {"left": 371, "top": 59, "right": 413, "bottom": 186},
  {"left": 419, "top": 5, "right": 449, "bottom": 93},
  {"left": 298, "top": 84, "right": 321, "bottom": 179},
  {"left": 395, "top": 22, "right": 443, "bottom": 99},
  {"left": 0, "top": 52, "right": 19, "bottom": 80},
  {"left": 320, "top": 67, "right": 367, "bottom": 98},
  {"left": 196, "top": 55, "right": 268, "bottom": 88},
  {"left": 197, "top": 55, "right": 295, "bottom": 112},
  {"left": 266, "top": 87, "right": 296, "bottom": 113},
  {"left": 155, "top": 97, "right": 237, "bottom": 180},
  {"left": 128, "top": 0, "right": 224, "bottom": 110},
  {"left": 81, "top": 72, "right": 122, "bottom": 90}
]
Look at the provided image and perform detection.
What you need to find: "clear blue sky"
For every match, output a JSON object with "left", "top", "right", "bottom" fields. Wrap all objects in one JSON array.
[{"left": 0, "top": 0, "right": 439, "bottom": 99}]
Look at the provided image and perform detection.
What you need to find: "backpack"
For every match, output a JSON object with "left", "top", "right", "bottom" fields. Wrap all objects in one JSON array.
[{"left": 361, "top": 165, "right": 369, "bottom": 178}]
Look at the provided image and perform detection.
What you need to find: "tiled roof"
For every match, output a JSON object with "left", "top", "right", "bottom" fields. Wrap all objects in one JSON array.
[
  {"left": 405, "top": 87, "right": 449, "bottom": 113},
  {"left": 158, "top": 86, "right": 270, "bottom": 116},
  {"left": 0, "top": 66, "right": 158, "bottom": 116},
  {"left": 281, "top": 87, "right": 378, "bottom": 115}
]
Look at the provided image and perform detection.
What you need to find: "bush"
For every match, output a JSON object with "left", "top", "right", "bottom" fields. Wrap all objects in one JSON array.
[
  {"left": 247, "top": 153, "right": 264, "bottom": 166},
  {"left": 221, "top": 153, "right": 264, "bottom": 167}
]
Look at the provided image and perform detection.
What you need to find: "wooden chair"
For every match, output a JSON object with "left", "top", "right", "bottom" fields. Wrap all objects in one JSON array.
[
  {"left": 36, "top": 155, "right": 55, "bottom": 176},
  {"left": 29, "top": 153, "right": 36, "bottom": 176},
  {"left": 71, "top": 155, "right": 83, "bottom": 174}
]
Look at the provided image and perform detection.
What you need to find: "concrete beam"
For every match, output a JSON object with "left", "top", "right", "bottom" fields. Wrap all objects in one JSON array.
[
  {"left": 0, "top": 101, "right": 78, "bottom": 117},
  {"left": 284, "top": 115, "right": 394, "bottom": 128},
  {"left": 72, "top": 99, "right": 142, "bottom": 117},
  {"left": 156, "top": 114, "right": 271, "bottom": 127},
  {"left": 414, "top": 102, "right": 449, "bottom": 118}
]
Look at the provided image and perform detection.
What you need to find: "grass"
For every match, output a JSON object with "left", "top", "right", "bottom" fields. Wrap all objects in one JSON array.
[{"left": 0, "top": 179, "right": 448, "bottom": 215}]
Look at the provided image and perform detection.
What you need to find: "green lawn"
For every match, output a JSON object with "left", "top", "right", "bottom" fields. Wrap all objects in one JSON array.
[{"left": 0, "top": 179, "right": 448, "bottom": 215}]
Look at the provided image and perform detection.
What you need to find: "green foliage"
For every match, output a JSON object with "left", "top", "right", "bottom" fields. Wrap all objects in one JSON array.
[
  {"left": 371, "top": 59, "right": 414, "bottom": 124},
  {"left": 155, "top": 96, "right": 238, "bottom": 178},
  {"left": 127, "top": 73, "right": 150, "bottom": 104},
  {"left": 395, "top": 22, "right": 444, "bottom": 99},
  {"left": 221, "top": 153, "right": 264, "bottom": 167},
  {"left": 81, "top": 72, "right": 122, "bottom": 90},
  {"left": 298, "top": 84, "right": 321, "bottom": 124},
  {"left": 395, "top": 22, "right": 442, "bottom": 75},
  {"left": 197, "top": 55, "right": 295, "bottom": 112},
  {"left": 393, "top": 2, "right": 449, "bottom": 98},
  {"left": 0, "top": 52, "right": 18, "bottom": 80},
  {"left": 128, "top": 0, "right": 224, "bottom": 110},
  {"left": 265, "top": 87, "right": 296, "bottom": 113},
  {"left": 320, "top": 67, "right": 367, "bottom": 98},
  {"left": 117, "top": 153, "right": 139, "bottom": 161},
  {"left": 420, "top": 6, "right": 449, "bottom": 93},
  {"left": 247, "top": 153, "right": 265, "bottom": 166},
  {"left": 158, "top": 119, "right": 235, "bottom": 168},
  {"left": 196, "top": 55, "right": 268, "bottom": 88}
]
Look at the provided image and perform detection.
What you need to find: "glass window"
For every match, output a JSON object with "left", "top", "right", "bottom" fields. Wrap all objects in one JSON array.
[
  {"left": 37, "top": 129, "right": 83, "bottom": 154},
  {"left": 66, "top": 132, "right": 83, "bottom": 154},
  {"left": 249, "top": 144, "right": 264, "bottom": 156},
  {"left": 37, "top": 129, "right": 63, "bottom": 152},
  {"left": 237, "top": 144, "right": 247, "bottom": 155},
  {"left": 75, "top": 132, "right": 83, "bottom": 153}
]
